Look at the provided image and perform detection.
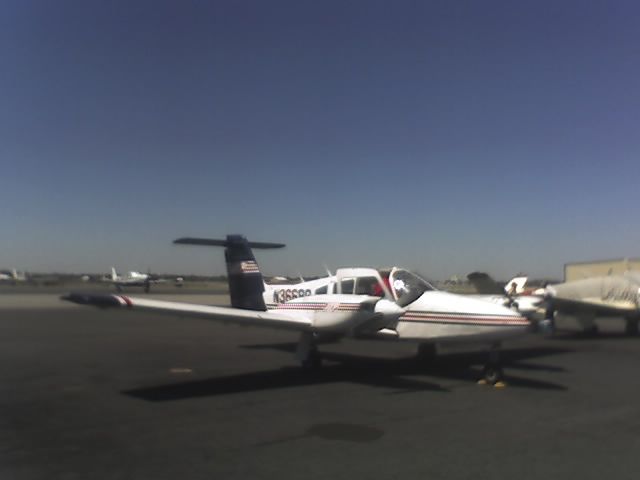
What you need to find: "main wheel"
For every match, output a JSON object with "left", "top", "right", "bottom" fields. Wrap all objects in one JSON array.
[
  {"left": 625, "top": 321, "right": 639, "bottom": 336},
  {"left": 301, "top": 350, "right": 322, "bottom": 370},
  {"left": 482, "top": 363, "right": 504, "bottom": 385}
]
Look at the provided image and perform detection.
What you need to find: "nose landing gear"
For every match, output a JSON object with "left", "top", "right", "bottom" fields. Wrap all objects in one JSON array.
[{"left": 479, "top": 343, "right": 505, "bottom": 388}]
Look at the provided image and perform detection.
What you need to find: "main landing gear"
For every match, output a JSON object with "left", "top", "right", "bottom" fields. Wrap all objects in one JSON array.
[
  {"left": 416, "top": 342, "right": 505, "bottom": 387},
  {"left": 296, "top": 332, "right": 322, "bottom": 370},
  {"left": 577, "top": 313, "right": 599, "bottom": 337},
  {"left": 479, "top": 343, "right": 505, "bottom": 388},
  {"left": 625, "top": 317, "right": 639, "bottom": 336}
]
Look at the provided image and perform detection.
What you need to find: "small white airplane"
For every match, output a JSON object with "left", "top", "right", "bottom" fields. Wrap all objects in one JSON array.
[
  {"left": 466, "top": 272, "right": 544, "bottom": 318},
  {"left": 104, "top": 267, "right": 156, "bottom": 293},
  {"left": 543, "top": 272, "right": 640, "bottom": 335},
  {"left": 63, "top": 235, "right": 545, "bottom": 385},
  {"left": 0, "top": 269, "right": 27, "bottom": 283}
]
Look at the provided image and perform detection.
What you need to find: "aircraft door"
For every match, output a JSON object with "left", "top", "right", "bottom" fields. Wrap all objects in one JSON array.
[{"left": 335, "top": 268, "right": 392, "bottom": 298}]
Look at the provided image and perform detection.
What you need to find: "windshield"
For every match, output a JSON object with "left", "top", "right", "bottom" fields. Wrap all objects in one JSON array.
[{"left": 388, "top": 268, "right": 436, "bottom": 306}]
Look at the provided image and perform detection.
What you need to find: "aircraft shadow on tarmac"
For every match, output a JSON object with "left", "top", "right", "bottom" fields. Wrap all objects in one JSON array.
[
  {"left": 123, "top": 346, "right": 570, "bottom": 402},
  {"left": 551, "top": 329, "right": 640, "bottom": 341}
]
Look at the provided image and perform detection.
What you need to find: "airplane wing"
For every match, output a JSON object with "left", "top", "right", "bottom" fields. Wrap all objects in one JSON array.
[
  {"left": 61, "top": 293, "right": 312, "bottom": 332},
  {"left": 547, "top": 276, "right": 639, "bottom": 317},
  {"left": 549, "top": 296, "right": 637, "bottom": 316}
]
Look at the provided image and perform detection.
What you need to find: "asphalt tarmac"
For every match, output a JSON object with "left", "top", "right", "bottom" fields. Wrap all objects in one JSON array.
[{"left": 2, "top": 295, "right": 640, "bottom": 479}]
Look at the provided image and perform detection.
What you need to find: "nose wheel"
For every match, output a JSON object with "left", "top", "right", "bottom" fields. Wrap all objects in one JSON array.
[
  {"left": 301, "top": 348, "right": 322, "bottom": 370},
  {"left": 482, "top": 363, "right": 504, "bottom": 385},
  {"left": 480, "top": 344, "right": 505, "bottom": 386}
]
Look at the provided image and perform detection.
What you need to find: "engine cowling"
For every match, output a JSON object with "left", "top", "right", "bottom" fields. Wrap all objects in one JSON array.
[{"left": 311, "top": 297, "right": 405, "bottom": 333}]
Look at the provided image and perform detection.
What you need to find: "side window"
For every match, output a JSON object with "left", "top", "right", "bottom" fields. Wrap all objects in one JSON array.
[
  {"left": 315, "top": 285, "right": 328, "bottom": 295},
  {"left": 340, "top": 278, "right": 355, "bottom": 294},
  {"left": 355, "top": 277, "right": 382, "bottom": 296}
]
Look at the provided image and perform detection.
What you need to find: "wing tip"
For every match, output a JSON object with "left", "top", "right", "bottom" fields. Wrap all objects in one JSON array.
[{"left": 61, "top": 292, "right": 123, "bottom": 308}]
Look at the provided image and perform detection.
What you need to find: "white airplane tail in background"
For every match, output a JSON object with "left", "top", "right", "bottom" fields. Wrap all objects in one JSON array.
[
  {"left": 110, "top": 267, "right": 118, "bottom": 281},
  {"left": 504, "top": 276, "right": 528, "bottom": 295},
  {"left": 467, "top": 272, "right": 528, "bottom": 295}
]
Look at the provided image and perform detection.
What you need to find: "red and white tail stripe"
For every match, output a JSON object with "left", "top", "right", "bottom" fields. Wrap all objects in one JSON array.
[{"left": 239, "top": 261, "right": 260, "bottom": 274}]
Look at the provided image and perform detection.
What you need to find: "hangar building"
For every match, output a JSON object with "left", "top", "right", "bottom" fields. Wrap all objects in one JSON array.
[{"left": 564, "top": 258, "right": 640, "bottom": 282}]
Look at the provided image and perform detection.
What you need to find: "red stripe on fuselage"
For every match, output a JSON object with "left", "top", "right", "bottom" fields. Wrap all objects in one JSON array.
[{"left": 401, "top": 311, "right": 528, "bottom": 326}]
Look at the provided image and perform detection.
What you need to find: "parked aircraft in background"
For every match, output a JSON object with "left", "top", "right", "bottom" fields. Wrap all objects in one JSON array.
[
  {"left": 104, "top": 267, "right": 159, "bottom": 293},
  {"left": 62, "top": 235, "right": 546, "bottom": 385},
  {"left": 467, "top": 272, "right": 528, "bottom": 296},
  {"left": 467, "top": 272, "right": 544, "bottom": 319},
  {"left": 0, "top": 269, "right": 27, "bottom": 284},
  {"left": 543, "top": 272, "right": 640, "bottom": 335}
]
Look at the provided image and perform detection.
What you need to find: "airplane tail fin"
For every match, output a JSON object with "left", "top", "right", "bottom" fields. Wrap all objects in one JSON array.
[
  {"left": 503, "top": 276, "right": 528, "bottom": 296},
  {"left": 110, "top": 267, "right": 118, "bottom": 281},
  {"left": 467, "top": 272, "right": 502, "bottom": 294},
  {"left": 174, "top": 235, "right": 285, "bottom": 311}
]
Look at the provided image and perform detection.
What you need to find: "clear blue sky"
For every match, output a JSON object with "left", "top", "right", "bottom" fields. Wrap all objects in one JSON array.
[{"left": 2, "top": 0, "right": 639, "bottom": 279}]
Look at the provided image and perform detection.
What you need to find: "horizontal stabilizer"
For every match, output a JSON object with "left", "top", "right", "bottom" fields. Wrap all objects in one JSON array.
[
  {"left": 174, "top": 234, "right": 282, "bottom": 310},
  {"left": 173, "top": 237, "right": 285, "bottom": 249}
]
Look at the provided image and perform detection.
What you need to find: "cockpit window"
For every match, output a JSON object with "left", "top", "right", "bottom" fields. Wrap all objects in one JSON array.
[
  {"left": 389, "top": 268, "right": 435, "bottom": 306},
  {"left": 355, "top": 277, "right": 383, "bottom": 296},
  {"left": 315, "top": 285, "right": 328, "bottom": 295}
]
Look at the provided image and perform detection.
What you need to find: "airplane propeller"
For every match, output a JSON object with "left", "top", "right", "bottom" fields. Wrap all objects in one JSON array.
[
  {"left": 322, "top": 264, "right": 333, "bottom": 277},
  {"left": 526, "top": 293, "right": 555, "bottom": 335}
]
